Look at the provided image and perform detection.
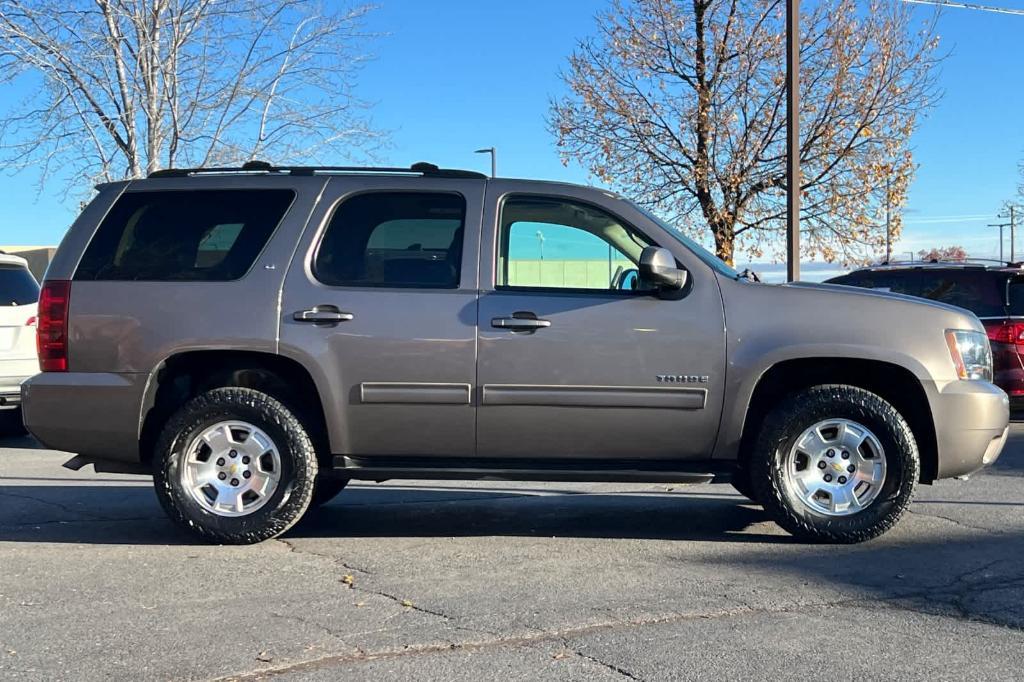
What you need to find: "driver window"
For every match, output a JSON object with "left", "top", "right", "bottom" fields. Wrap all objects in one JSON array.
[{"left": 497, "top": 196, "right": 653, "bottom": 291}]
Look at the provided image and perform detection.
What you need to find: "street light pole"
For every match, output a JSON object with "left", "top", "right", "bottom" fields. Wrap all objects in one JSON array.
[
  {"left": 786, "top": 0, "right": 800, "bottom": 282},
  {"left": 474, "top": 147, "right": 496, "bottom": 178}
]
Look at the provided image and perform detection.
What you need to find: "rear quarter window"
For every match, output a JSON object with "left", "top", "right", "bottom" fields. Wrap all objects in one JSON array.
[
  {"left": 75, "top": 189, "right": 294, "bottom": 281},
  {"left": 1007, "top": 277, "right": 1024, "bottom": 317},
  {"left": 0, "top": 264, "right": 39, "bottom": 306}
]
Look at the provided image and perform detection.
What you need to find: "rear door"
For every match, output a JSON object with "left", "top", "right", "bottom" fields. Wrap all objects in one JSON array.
[
  {"left": 279, "top": 177, "right": 485, "bottom": 458},
  {"left": 474, "top": 182, "right": 727, "bottom": 462}
]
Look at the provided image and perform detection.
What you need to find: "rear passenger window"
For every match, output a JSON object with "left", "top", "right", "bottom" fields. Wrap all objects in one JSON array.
[
  {"left": 314, "top": 192, "right": 465, "bottom": 289},
  {"left": 76, "top": 190, "right": 294, "bottom": 281},
  {"left": 918, "top": 271, "right": 1005, "bottom": 317},
  {"left": 854, "top": 271, "right": 918, "bottom": 295}
]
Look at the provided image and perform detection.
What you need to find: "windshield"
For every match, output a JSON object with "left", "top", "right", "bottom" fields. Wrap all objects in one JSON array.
[{"left": 629, "top": 203, "right": 740, "bottom": 278}]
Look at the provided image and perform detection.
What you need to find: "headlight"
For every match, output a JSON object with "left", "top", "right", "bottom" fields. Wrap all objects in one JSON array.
[{"left": 945, "top": 330, "right": 993, "bottom": 382}]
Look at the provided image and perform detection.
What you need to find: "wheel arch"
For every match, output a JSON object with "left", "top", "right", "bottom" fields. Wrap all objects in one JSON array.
[
  {"left": 735, "top": 357, "right": 939, "bottom": 484},
  {"left": 139, "top": 350, "right": 330, "bottom": 466}
]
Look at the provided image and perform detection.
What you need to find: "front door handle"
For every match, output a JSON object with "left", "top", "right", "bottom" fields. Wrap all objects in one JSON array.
[
  {"left": 293, "top": 306, "right": 354, "bottom": 323},
  {"left": 491, "top": 312, "right": 551, "bottom": 331}
]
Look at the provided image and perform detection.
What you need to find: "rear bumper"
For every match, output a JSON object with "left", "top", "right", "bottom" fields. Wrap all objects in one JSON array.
[
  {"left": 21, "top": 372, "right": 148, "bottom": 462},
  {"left": 929, "top": 379, "right": 1009, "bottom": 479},
  {"left": 0, "top": 373, "right": 33, "bottom": 411}
]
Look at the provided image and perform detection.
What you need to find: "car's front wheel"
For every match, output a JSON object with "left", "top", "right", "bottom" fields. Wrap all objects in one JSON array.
[
  {"left": 153, "top": 387, "right": 317, "bottom": 544},
  {"left": 751, "top": 385, "right": 919, "bottom": 543},
  {"left": 310, "top": 477, "right": 348, "bottom": 509}
]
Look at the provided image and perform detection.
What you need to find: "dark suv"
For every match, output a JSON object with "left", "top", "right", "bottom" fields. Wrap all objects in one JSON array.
[{"left": 826, "top": 261, "right": 1024, "bottom": 403}]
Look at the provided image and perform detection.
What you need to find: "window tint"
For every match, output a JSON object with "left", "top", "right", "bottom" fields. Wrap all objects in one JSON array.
[
  {"left": 841, "top": 270, "right": 919, "bottom": 295},
  {"left": 918, "top": 270, "right": 1007, "bottom": 317},
  {"left": 76, "top": 190, "right": 294, "bottom": 281},
  {"left": 498, "top": 197, "right": 653, "bottom": 291},
  {"left": 1008, "top": 277, "right": 1024, "bottom": 316},
  {"left": 315, "top": 192, "right": 465, "bottom": 289},
  {"left": 0, "top": 264, "right": 39, "bottom": 306}
]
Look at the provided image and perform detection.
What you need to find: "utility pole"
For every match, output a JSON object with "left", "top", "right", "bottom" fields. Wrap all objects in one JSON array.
[
  {"left": 993, "top": 206, "right": 1018, "bottom": 263},
  {"left": 474, "top": 147, "right": 496, "bottom": 178},
  {"left": 785, "top": 0, "right": 800, "bottom": 282},
  {"left": 989, "top": 222, "right": 1006, "bottom": 262},
  {"left": 1012, "top": 206, "right": 1017, "bottom": 263}
]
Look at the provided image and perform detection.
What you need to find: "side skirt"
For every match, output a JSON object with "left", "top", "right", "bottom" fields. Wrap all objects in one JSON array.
[{"left": 330, "top": 455, "right": 734, "bottom": 484}]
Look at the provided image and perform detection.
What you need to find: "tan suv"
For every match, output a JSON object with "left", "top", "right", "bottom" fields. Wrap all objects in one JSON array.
[{"left": 22, "top": 162, "right": 1009, "bottom": 544}]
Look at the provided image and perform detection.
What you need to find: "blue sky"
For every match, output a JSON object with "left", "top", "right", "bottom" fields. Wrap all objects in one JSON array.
[{"left": 1, "top": 0, "right": 1022, "bottom": 270}]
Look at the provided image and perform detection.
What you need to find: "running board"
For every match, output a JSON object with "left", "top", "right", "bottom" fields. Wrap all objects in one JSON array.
[{"left": 332, "top": 456, "right": 722, "bottom": 484}]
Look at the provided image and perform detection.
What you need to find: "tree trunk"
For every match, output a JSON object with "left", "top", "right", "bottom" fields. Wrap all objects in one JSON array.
[{"left": 712, "top": 221, "right": 735, "bottom": 266}]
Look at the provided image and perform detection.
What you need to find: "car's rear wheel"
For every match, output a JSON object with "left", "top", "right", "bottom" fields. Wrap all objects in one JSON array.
[
  {"left": 751, "top": 385, "right": 918, "bottom": 543},
  {"left": 153, "top": 387, "right": 317, "bottom": 544},
  {"left": 0, "top": 408, "right": 27, "bottom": 437}
]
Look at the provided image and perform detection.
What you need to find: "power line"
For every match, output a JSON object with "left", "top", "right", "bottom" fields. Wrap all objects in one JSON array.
[{"left": 900, "top": 0, "right": 1024, "bottom": 16}]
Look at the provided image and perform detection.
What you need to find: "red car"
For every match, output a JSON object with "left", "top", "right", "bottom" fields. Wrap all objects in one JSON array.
[{"left": 827, "top": 260, "right": 1024, "bottom": 404}]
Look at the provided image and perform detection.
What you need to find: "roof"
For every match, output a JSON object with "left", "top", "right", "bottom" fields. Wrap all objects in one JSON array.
[
  {"left": 0, "top": 252, "right": 30, "bottom": 268},
  {"left": 851, "top": 258, "right": 1024, "bottom": 273},
  {"left": 148, "top": 160, "right": 487, "bottom": 180}
]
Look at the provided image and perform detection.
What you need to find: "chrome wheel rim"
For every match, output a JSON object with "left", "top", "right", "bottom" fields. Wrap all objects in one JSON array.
[
  {"left": 181, "top": 421, "right": 282, "bottom": 517},
  {"left": 782, "top": 418, "right": 887, "bottom": 517}
]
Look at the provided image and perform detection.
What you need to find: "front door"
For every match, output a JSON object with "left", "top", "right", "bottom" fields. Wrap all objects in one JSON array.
[
  {"left": 475, "top": 184, "right": 727, "bottom": 461},
  {"left": 279, "top": 176, "right": 484, "bottom": 458}
]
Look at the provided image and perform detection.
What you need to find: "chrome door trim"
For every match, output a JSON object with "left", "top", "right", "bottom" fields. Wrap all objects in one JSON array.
[
  {"left": 481, "top": 384, "right": 707, "bottom": 409},
  {"left": 359, "top": 382, "right": 472, "bottom": 405}
]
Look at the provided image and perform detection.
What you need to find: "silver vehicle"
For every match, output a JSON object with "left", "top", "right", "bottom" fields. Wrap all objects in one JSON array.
[
  {"left": 0, "top": 252, "right": 39, "bottom": 436},
  {"left": 22, "top": 162, "right": 1009, "bottom": 544}
]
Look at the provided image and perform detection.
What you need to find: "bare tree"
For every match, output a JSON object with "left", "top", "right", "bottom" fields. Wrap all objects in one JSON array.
[
  {"left": 551, "top": 0, "right": 942, "bottom": 265},
  {"left": 0, "top": 0, "right": 382, "bottom": 191}
]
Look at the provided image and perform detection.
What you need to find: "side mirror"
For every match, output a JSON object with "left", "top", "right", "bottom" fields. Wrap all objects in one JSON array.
[{"left": 639, "top": 246, "right": 688, "bottom": 292}]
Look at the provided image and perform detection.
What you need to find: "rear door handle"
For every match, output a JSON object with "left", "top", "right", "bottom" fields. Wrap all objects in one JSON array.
[
  {"left": 293, "top": 306, "right": 354, "bottom": 323},
  {"left": 491, "top": 312, "right": 551, "bottom": 331}
]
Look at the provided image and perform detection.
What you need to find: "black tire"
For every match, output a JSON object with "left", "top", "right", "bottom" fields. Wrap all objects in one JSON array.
[
  {"left": 0, "top": 408, "right": 27, "bottom": 438},
  {"left": 153, "top": 387, "right": 317, "bottom": 544},
  {"left": 730, "top": 467, "right": 760, "bottom": 504},
  {"left": 750, "top": 385, "right": 919, "bottom": 543},
  {"left": 309, "top": 477, "right": 348, "bottom": 509}
]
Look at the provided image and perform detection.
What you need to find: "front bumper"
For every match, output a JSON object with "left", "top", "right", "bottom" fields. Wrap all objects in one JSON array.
[
  {"left": 929, "top": 379, "right": 1009, "bottom": 479},
  {"left": 21, "top": 371, "right": 148, "bottom": 461}
]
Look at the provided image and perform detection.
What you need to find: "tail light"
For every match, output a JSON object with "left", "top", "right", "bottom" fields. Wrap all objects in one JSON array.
[
  {"left": 37, "top": 280, "right": 71, "bottom": 372},
  {"left": 984, "top": 320, "right": 1024, "bottom": 348}
]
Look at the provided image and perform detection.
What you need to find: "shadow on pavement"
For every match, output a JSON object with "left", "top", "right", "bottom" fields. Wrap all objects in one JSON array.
[
  {"left": 708, "top": 529, "right": 1024, "bottom": 630},
  {"left": 0, "top": 434, "right": 46, "bottom": 450},
  {"left": 0, "top": 482, "right": 785, "bottom": 545}
]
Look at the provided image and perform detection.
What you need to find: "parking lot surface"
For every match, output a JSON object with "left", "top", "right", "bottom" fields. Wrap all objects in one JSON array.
[{"left": 1, "top": 428, "right": 1022, "bottom": 681}]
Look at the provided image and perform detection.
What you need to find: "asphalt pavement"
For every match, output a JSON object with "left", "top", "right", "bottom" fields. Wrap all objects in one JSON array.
[{"left": 1, "top": 426, "right": 1022, "bottom": 681}]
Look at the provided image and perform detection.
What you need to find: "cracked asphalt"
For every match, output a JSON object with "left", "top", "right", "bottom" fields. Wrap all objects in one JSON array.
[{"left": 1, "top": 426, "right": 1022, "bottom": 681}]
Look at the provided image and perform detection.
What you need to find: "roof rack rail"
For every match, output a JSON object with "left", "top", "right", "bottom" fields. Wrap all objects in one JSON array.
[
  {"left": 871, "top": 257, "right": 1019, "bottom": 269},
  {"left": 148, "top": 160, "right": 487, "bottom": 180}
]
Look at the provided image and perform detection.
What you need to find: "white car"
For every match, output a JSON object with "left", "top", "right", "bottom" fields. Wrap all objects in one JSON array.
[{"left": 0, "top": 253, "right": 39, "bottom": 436}]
